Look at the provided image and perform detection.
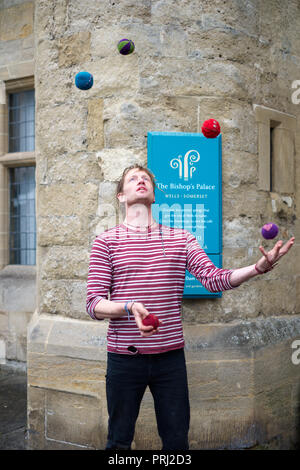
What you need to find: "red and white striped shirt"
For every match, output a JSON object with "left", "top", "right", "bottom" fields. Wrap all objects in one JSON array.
[{"left": 86, "top": 223, "right": 237, "bottom": 355}]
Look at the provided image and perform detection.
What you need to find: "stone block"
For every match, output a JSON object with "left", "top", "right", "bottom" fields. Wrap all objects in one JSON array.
[
  {"left": 60, "top": 0, "right": 152, "bottom": 33},
  {"left": 98, "top": 181, "right": 118, "bottom": 204},
  {"left": 38, "top": 152, "right": 101, "bottom": 185},
  {"left": 37, "top": 215, "right": 87, "bottom": 247},
  {"left": 223, "top": 185, "right": 266, "bottom": 219},
  {"left": 8, "top": 311, "right": 32, "bottom": 338},
  {"left": 0, "top": 311, "right": 8, "bottom": 336},
  {"left": 45, "top": 389, "right": 103, "bottom": 449},
  {"left": 0, "top": 2, "right": 34, "bottom": 41},
  {"left": 185, "top": 96, "right": 258, "bottom": 155},
  {"left": 38, "top": 182, "right": 98, "bottom": 217},
  {"left": 189, "top": 396, "right": 256, "bottom": 449},
  {"left": 254, "top": 339, "right": 300, "bottom": 394},
  {"left": 46, "top": 316, "right": 107, "bottom": 362},
  {"left": 260, "top": 279, "right": 298, "bottom": 316},
  {"left": 268, "top": 193, "right": 296, "bottom": 228},
  {"left": 28, "top": 352, "right": 106, "bottom": 399},
  {"left": 139, "top": 57, "right": 248, "bottom": 100},
  {"left": 27, "top": 352, "right": 48, "bottom": 385},
  {"left": 0, "top": 39, "right": 23, "bottom": 67},
  {"left": 0, "top": 66, "right": 9, "bottom": 81},
  {"left": 38, "top": 279, "right": 92, "bottom": 320},
  {"left": 36, "top": 102, "right": 89, "bottom": 154},
  {"left": 0, "top": 338, "right": 5, "bottom": 360},
  {"left": 222, "top": 246, "right": 252, "bottom": 270},
  {"left": 95, "top": 212, "right": 118, "bottom": 237},
  {"left": 91, "top": 22, "right": 188, "bottom": 60},
  {"left": 27, "top": 312, "right": 53, "bottom": 354},
  {"left": 96, "top": 147, "right": 146, "bottom": 182},
  {"left": 58, "top": 31, "right": 91, "bottom": 68},
  {"left": 183, "top": 323, "right": 253, "bottom": 361},
  {"left": 16, "top": 334, "right": 28, "bottom": 362},
  {"left": 87, "top": 98, "right": 104, "bottom": 151},
  {"left": 27, "top": 385, "right": 46, "bottom": 450},
  {"left": 34, "top": 42, "right": 70, "bottom": 107},
  {"left": 34, "top": 0, "right": 70, "bottom": 41},
  {"left": 223, "top": 217, "right": 261, "bottom": 249},
  {"left": 28, "top": 313, "right": 108, "bottom": 360},
  {"left": 39, "top": 246, "right": 90, "bottom": 280},
  {"left": 38, "top": 280, "right": 70, "bottom": 317},
  {"left": 272, "top": 128, "right": 295, "bottom": 194},
  {"left": 187, "top": 361, "right": 219, "bottom": 400},
  {"left": 103, "top": 95, "right": 199, "bottom": 147},
  {"left": 222, "top": 150, "right": 258, "bottom": 186},
  {"left": 218, "top": 359, "right": 254, "bottom": 397},
  {"left": 254, "top": 383, "right": 295, "bottom": 448},
  {"left": 86, "top": 55, "right": 140, "bottom": 98},
  {"left": 0, "top": 265, "right": 36, "bottom": 314},
  {"left": 187, "top": 28, "right": 262, "bottom": 65},
  {"left": 7, "top": 60, "right": 34, "bottom": 79},
  {"left": 184, "top": 317, "right": 300, "bottom": 361},
  {"left": 150, "top": 0, "right": 202, "bottom": 27},
  {"left": 187, "top": 360, "right": 218, "bottom": 386}
]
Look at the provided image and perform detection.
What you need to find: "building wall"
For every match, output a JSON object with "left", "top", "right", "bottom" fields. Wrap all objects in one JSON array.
[
  {"left": 0, "top": 0, "right": 300, "bottom": 449},
  {"left": 0, "top": 0, "right": 35, "bottom": 362},
  {"left": 33, "top": 0, "right": 299, "bottom": 326}
]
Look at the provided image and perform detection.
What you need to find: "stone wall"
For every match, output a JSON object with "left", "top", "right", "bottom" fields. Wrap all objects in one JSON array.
[
  {"left": 0, "top": 266, "right": 36, "bottom": 361},
  {"left": 33, "top": 0, "right": 299, "bottom": 325},
  {"left": 27, "top": 313, "right": 300, "bottom": 449},
  {"left": 0, "top": 0, "right": 35, "bottom": 362},
  {"left": 0, "top": 0, "right": 34, "bottom": 80}
]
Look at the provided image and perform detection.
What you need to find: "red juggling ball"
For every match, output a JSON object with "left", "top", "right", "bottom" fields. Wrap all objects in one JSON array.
[
  {"left": 202, "top": 119, "right": 221, "bottom": 138},
  {"left": 142, "top": 313, "right": 160, "bottom": 329}
]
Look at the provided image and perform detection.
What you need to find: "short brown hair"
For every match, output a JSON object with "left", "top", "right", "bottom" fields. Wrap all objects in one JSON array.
[{"left": 116, "top": 165, "right": 156, "bottom": 199}]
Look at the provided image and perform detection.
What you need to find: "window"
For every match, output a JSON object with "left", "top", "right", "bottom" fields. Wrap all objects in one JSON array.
[
  {"left": 9, "top": 89, "right": 35, "bottom": 152},
  {"left": 9, "top": 166, "right": 36, "bottom": 265},
  {"left": 254, "top": 104, "right": 296, "bottom": 193},
  {"left": 0, "top": 76, "right": 36, "bottom": 268}
]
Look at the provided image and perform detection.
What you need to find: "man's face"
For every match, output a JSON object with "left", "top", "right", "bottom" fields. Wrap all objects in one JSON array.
[{"left": 118, "top": 168, "right": 155, "bottom": 206}]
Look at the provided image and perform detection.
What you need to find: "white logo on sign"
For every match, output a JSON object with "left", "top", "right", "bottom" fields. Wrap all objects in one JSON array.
[{"left": 170, "top": 150, "right": 200, "bottom": 181}]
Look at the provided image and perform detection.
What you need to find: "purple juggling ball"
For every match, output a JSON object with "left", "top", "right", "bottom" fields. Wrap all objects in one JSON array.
[{"left": 261, "top": 223, "right": 279, "bottom": 240}]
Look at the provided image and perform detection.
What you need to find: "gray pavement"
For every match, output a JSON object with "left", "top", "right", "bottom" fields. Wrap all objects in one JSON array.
[{"left": 0, "top": 361, "right": 27, "bottom": 450}]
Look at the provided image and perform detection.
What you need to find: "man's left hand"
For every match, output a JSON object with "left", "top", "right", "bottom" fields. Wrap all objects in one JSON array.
[{"left": 256, "top": 236, "right": 295, "bottom": 272}]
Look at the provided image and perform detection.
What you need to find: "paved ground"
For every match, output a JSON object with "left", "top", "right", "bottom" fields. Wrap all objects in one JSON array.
[{"left": 0, "top": 361, "right": 27, "bottom": 450}]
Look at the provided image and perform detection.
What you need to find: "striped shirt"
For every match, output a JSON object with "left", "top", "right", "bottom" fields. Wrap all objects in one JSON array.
[{"left": 86, "top": 223, "right": 237, "bottom": 355}]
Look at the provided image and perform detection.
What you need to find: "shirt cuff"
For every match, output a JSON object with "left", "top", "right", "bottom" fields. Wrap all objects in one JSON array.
[{"left": 88, "top": 296, "right": 105, "bottom": 321}]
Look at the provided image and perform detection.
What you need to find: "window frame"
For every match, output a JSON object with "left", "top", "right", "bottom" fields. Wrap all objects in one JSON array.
[
  {"left": 0, "top": 76, "right": 35, "bottom": 269},
  {"left": 253, "top": 104, "right": 296, "bottom": 193}
]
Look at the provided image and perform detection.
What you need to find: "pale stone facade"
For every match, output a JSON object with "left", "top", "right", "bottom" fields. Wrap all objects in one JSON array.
[
  {"left": 0, "top": 0, "right": 35, "bottom": 362},
  {"left": 0, "top": 0, "right": 300, "bottom": 449}
]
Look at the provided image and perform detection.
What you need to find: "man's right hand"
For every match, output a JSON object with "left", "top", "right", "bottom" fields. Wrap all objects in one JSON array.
[{"left": 130, "top": 302, "right": 162, "bottom": 337}]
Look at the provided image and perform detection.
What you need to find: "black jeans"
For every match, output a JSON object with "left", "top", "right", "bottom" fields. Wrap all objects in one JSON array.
[{"left": 105, "top": 348, "right": 190, "bottom": 450}]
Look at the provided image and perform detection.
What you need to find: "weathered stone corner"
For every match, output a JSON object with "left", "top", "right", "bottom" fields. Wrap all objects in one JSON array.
[{"left": 27, "top": 313, "right": 300, "bottom": 450}]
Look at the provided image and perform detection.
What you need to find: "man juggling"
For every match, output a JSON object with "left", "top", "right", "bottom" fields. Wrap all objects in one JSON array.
[{"left": 86, "top": 164, "right": 295, "bottom": 451}]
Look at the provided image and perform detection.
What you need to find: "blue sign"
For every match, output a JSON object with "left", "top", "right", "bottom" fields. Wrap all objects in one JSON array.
[{"left": 147, "top": 131, "right": 223, "bottom": 298}]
